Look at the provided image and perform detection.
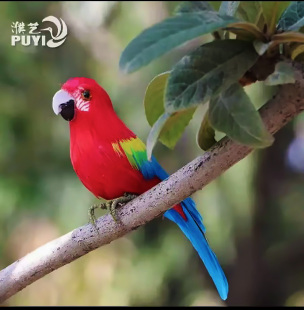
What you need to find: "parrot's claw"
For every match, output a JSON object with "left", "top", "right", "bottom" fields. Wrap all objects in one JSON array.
[
  {"left": 88, "top": 204, "right": 99, "bottom": 229},
  {"left": 88, "top": 193, "right": 138, "bottom": 226},
  {"left": 103, "top": 193, "right": 138, "bottom": 222}
]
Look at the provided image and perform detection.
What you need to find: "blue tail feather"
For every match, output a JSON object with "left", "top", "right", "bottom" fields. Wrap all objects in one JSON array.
[
  {"left": 144, "top": 155, "right": 228, "bottom": 300},
  {"left": 164, "top": 198, "right": 229, "bottom": 300}
]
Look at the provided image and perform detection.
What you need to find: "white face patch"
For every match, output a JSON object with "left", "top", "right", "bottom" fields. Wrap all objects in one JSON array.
[
  {"left": 52, "top": 90, "right": 74, "bottom": 115},
  {"left": 73, "top": 88, "right": 90, "bottom": 112}
]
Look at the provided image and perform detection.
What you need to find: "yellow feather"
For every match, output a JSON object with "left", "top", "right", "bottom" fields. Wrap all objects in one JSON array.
[{"left": 112, "top": 137, "right": 147, "bottom": 169}]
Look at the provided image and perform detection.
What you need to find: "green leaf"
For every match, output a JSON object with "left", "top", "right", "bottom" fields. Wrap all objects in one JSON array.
[
  {"left": 225, "top": 22, "right": 266, "bottom": 41},
  {"left": 146, "top": 109, "right": 196, "bottom": 160},
  {"left": 236, "top": 1, "right": 264, "bottom": 26},
  {"left": 291, "top": 43, "right": 304, "bottom": 59},
  {"left": 264, "top": 61, "right": 296, "bottom": 85},
  {"left": 119, "top": 12, "right": 238, "bottom": 74},
  {"left": 209, "top": 83, "right": 274, "bottom": 148},
  {"left": 175, "top": 1, "right": 214, "bottom": 15},
  {"left": 197, "top": 110, "right": 217, "bottom": 150},
  {"left": 260, "top": 1, "right": 290, "bottom": 34},
  {"left": 209, "top": 1, "right": 222, "bottom": 11},
  {"left": 219, "top": 1, "right": 240, "bottom": 17},
  {"left": 225, "top": 27, "right": 259, "bottom": 41},
  {"left": 144, "top": 72, "right": 170, "bottom": 126},
  {"left": 165, "top": 39, "right": 259, "bottom": 113},
  {"left": 276, "top": 2, "right": 292, "bottom": 20},
  {"left": 159, "top": 109, "right": 196, "bottom": 149},
  {"left": 146, "top": 113, "right": 170, "bottom": 160},
  {"left": 278, "top": 1, "right": 304, "bottom": 31},
  {"left": 144, "top": 72, "right": 196, "bottom": 158},
  {"left": 272, "top": 31, "right": 304, "bottom": 44}
]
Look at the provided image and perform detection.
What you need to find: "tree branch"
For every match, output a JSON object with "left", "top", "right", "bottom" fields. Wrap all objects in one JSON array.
[{"left": 1, "top": 63, "right": 304, "bottom": 304}]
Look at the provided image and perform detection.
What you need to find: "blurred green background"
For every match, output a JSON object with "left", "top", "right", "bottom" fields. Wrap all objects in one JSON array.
[{"left": 1, "top": 1, "right": 304, "bottom": 306}]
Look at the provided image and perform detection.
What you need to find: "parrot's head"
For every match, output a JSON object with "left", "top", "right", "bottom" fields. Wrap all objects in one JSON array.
[{"left": 52, "top": 77, "right": 112, "bottom": 122}]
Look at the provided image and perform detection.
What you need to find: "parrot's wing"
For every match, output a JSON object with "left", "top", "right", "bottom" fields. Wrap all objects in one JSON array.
[{"left": 117, "top": 136, "right": 169, "bottom": 180}]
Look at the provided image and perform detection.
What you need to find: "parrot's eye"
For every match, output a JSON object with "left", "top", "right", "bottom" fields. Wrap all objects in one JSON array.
[{"left": 81, "top": 90, "right": 91, "bottom": 101}]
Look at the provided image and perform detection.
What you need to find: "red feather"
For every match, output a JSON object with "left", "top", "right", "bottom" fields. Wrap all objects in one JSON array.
[
  {"left": 62, "top": 78, "right": 160, "bottom": 200},
  {"left": 62, "top": 77, "right": 186, "bottom": 220}
]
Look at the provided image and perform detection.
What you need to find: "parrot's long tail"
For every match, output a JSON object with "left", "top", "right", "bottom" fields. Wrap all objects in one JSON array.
[{"left": 164, "top": 197, "right": 228, "bottom": 300}]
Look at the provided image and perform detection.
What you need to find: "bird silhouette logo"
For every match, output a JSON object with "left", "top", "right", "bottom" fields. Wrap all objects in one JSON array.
[{"left": 40, "top": 16, "right": 68, "bottom": 48}]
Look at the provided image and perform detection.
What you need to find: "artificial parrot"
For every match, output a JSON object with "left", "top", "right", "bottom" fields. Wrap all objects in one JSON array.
[{"left": 52, "top": 77, "right": 228, "bottom": 300}]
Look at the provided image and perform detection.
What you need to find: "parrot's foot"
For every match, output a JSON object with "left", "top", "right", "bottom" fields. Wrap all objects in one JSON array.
[
  {"left": 89, "top": 193, "right": 138, "bottom": 226},
  {"left": 88, "top": 205, "right": 100, "bottom": 229}
]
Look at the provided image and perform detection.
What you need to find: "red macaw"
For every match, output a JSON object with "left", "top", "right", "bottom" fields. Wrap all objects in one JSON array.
[{"left": 52, "top": 77, "right": 228, "bottom": 300}]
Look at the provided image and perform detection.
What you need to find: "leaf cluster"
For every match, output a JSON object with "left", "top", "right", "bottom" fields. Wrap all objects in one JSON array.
[{"left": 119, "top": 1, "right": 303, "bottom": 158}]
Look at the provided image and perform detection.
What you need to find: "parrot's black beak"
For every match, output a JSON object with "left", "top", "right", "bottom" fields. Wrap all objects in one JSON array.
[
  {"left": 52, "top": 89, "right": 75, "bottom": 121},
  {"left": 59, "top": 100, "right": 75, "bottom": 121}
]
